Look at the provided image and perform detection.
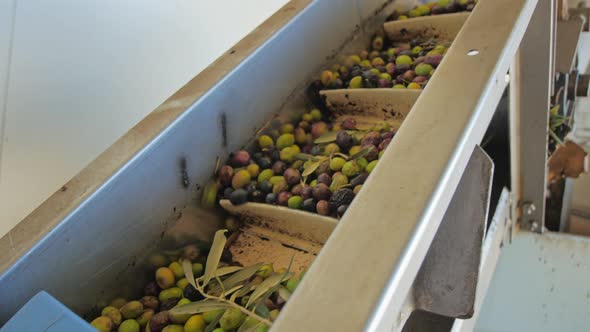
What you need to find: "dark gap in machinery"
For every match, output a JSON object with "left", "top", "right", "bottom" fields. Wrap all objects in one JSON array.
[{"left": 481, "top": 87, "right": 511, "bottom": 228}]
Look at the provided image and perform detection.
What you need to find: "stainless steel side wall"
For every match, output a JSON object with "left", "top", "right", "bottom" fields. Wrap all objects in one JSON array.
[{"left": 0, "top": 0, "right": 412, "bottom": 323}]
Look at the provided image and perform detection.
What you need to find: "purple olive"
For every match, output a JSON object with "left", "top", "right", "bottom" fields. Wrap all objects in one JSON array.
[
  {"left": 381, "top": 131, "right": 395, "bottom": 140},
  {"left": 402, "top": 70, "right": 416, "bottom": 81},
  {"left": 272, "top": 161, "right": 287, "bottom": 175},
  {"left": 316, "top": 200, "right": 331, "bottom": 216},
  {"left": 231, "top": 150, "right": 250, "bottom": 167},
  {"left": 301, "top": 186, "right": 313, "bottom": 200},
  {"left": 277, "top": 191, "right": 292, "bottom": 206},
  {"left": 379, "top": 138, "right": 392, "bottom": 151},
  {"left": 385, "top": 62, "right": 396, "bottom": 75},
  {"left": 312, "top": 183, "right": 332, "bottom": 201},
  {"left": 336, "top": 131, "right": 354, "bottom": 150},
  {"left": 341, "top": 118, "right": 357, "bottom": 130},
  {"left": 317, "top": 173, "right": 332, "bottom": 186},
  {"left": 144, "top": 282, "right": 159, "bottom": 297},
  {"left": 424, "top": 54, "right": 443, "bottom": 67},
  {"left": 218, "top": 165, "right": 234, "bottom": 187},
  {"left": 413, "top": 76, "right": 428, "bottom": 83},
  {"left": 361, "top": 132, "right": 381, "bottom": 147},
  {"left": 284, "top": 168, "right": 301, "bottom": 186},
  {"left": 378, "top": 78, "right": 393, "bottom": 88}
]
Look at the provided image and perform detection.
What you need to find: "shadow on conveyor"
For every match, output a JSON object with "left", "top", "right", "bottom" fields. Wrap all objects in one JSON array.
[{"left": 402, "top": 310, "right": 455, "bottom": 332}]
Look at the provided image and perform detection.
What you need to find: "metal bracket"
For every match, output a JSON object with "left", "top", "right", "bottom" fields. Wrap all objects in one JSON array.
[{"left": 413, "top": 146, "right": 494, "bottom": 319}]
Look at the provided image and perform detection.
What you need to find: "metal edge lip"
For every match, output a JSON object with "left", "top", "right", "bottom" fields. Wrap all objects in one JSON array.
[
  {"left": 366, "top": 0, "right": 539, "bottom": 329},
  {"left": 0, "top": 0, "right": 315, "bottom": 276}
]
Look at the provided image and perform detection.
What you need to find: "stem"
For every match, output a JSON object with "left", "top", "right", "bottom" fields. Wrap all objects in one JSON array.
[
  {"left": 549, "top": 128, "right": 564, "bottom": 146},
  {"left": 196, "top": 281, "right": 272, "bottom": 326}
]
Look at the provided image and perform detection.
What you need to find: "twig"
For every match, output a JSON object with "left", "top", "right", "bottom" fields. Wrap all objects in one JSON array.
[{"left": 196, "top": 280, "right": 272, "bottom": 326}]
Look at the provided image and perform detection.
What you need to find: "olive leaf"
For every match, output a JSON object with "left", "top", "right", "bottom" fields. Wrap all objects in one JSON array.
[
  {"left": 302, "top": 161, "right": 321, "bottom": 177},
  {"left": 221, "top": 284, "right": 245, "bottom": 298},
  {"left": 350, "top": 146, "right": 374, "bottom": 160},
  {"left": 209, "top": 263, "right": 262, "bottom": 296},
  {"left": 314, "top": 131, "right": 339, "bottom": 144},
  {"left": 169, "top": 300, "right": 231, "bottom": 315},
  {"left": 214, "top": 266, "right": 243, "bottom": 277},
  {"left": 246, "top": 272, "right": 293, "bottom": 308},
  {"left": 333, "top": 152, "right": 350, "bottom": 160},
  {"left": 202, "top": 229, "right": 228, "bottom": 286},
  {"left": 182, "top": 259, "right": 197, "bottom": 290},
  {"left": 277, "top": 287, "right": 291, "bottom": 302},
  {"left": 232, "top": 278, "right": 258, "bottom": 301}
]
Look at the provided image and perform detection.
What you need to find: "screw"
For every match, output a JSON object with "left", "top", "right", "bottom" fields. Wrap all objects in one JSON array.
[
  {"left": 523, "top": 202, "right": 536, "bottom": 216},
  {"left": 531, "top": 221, "right": 539, "bottom": 231},
  {"left": 505, "top": 73, "right": 510, "bottom": 83}
]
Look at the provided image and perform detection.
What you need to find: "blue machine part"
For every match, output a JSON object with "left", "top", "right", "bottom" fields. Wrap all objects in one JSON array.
[{"left": 1, "top": 291, "right": 94, "bottom": 332}]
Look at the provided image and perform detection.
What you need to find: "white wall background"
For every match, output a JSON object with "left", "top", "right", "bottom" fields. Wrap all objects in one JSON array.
[{"left": 0, "top": 0, "right": 289, "bottom": 238}]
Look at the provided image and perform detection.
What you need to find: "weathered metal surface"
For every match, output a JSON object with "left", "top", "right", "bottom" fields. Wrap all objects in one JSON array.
[
  {"left": 414, "top": 146, "right": 493, "bottom": 319},
  {"left": 220, "top": 200, "right": 336, "bottom": 245},
  {"left": 510, "top": 0, "right": 553, "bottom": 233},
  {"left": 383, "top": 12, "right": 470, "bottom": 41},
  {"left": 320, "top": 89, "right": 420, "bottom": 130}
]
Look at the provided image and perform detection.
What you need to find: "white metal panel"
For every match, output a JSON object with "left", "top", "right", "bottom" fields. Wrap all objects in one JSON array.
[
  {"left": 476, "top": 231, "right": 590, "bottom": 332},
  {"left": 0, "top": 0, "right": 288, "bottom": 237},
  {"left": 0, "top": 0, "right": 16, "bottom": 187}
]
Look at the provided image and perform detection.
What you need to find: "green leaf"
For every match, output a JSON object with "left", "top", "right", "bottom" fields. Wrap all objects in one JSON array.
[
  {"left": 255, "top": 304, "right": 270, "bottom": 318},
  {"left": 169, "top": 300, "right": 231, "bottom": 315},
  {"left": 314, "top": 131, "right": 339, "bottom": 144},
  {"left": 302, "top": 161, "right": 321, "bottom": 177},
  {"left": 232, "top": 279, "right": 258, "bottom": 301},
  {"left": 221, "top": 284, "right": 245, "bottom": 298},
  {"left": 277, "top": 286, "right": 291, "bottom": 301},
  {"left": 202, "top": 229, "right": 228, "bottom": 286},
  {"left": 182, "top": 259, "right": 197, "bottom": 290},
  {"left": 350, "top": 146, "right": 374, "bottom": 160},
  {"left": 214, "top": 266, "right": 243, "bottom": 277},
  {"left": 246, "top": 272, "right": 293, "bottom": 307},
  {"left": 210, "top": 263, "right": 263, "bottom": 296}
]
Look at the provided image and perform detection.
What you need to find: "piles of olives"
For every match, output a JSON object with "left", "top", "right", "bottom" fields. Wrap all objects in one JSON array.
[
  {"left": 314, "top": 32, "right": 448, "bottom": 90},
  {"left": 89, "top": 242, "right": 300, "bottom": 332},
  {"left": 210, "top": 108, "right": 394, "bottom": 218},
  {"left": 388, "top": 0, "right": 477, "bottom": 21}
]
